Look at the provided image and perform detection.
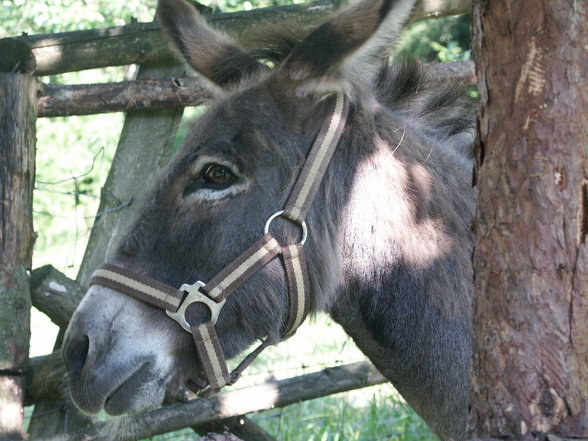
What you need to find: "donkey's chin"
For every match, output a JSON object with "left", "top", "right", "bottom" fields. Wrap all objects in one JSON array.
[
  {"left": 69, "top": 362, "right": 169, "bottom": 416},
  {"left": 104, "top": 373, "right": 167, "bottom": 416}
]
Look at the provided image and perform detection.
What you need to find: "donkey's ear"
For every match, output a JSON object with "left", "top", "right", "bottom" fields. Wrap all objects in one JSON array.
[
  {"left": 157, "top": 0, "right": 265, "bottom": 87},
  {"left": 280, "top": 0, "right": 417, "bottom": 94}
]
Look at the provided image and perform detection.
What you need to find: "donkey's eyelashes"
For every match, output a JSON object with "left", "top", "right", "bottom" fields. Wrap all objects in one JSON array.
[
  {"left": 202, "top": 163, "right": 236, "bottom": 187},
  {"left": 183, "top": 163, "right": 238, "bottom": 197}
]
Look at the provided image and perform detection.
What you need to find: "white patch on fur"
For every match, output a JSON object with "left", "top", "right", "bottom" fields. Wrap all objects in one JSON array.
[{"left": 343, "top": 138, "right": 452, "bottom": 278}]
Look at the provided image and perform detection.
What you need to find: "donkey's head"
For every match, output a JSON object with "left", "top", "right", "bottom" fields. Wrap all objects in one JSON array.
[{"left": 62, "top": 0, "right": 418, "bottom": 416}]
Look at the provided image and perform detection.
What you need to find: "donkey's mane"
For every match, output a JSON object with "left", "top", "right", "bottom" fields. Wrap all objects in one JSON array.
[{"left": 377, "top": 63, "right": 476, "bottom": 158}]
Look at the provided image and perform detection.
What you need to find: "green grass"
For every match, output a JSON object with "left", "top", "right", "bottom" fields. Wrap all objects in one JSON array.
[
  {"left": 249, "top": 388, "right": 433, "bottom": 441},
  {"left": 129, "top": 316, "right": 437, "bottom": 441},
  {"left": 232, "top": 316, "right": 437, "bottom": 441}
]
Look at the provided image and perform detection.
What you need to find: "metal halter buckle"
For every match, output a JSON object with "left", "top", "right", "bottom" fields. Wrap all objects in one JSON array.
[
  {"left": 264, "top": 210, "right": 308, "bottom": 245},
  {"left": 166, "top": 281, "right": 226, "bottom": 332}
]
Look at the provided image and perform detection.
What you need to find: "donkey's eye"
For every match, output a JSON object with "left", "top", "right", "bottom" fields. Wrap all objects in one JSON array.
[
  {"left": 202, "top": 164, "right": 235, "bottom": 187},
  {"left": 183, "top": 162, "right": 239, "bottom": 198}
]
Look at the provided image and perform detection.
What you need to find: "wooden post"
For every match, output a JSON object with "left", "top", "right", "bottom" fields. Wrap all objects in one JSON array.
[
  {"left": 0, "top": 40, "right": 37, "bottom": 441},
  {"left": 471, "top": 0, "right": 588, "bottom": 438}
]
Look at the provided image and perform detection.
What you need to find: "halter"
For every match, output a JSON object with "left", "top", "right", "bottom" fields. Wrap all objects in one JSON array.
[{"left": 89, "top": 92, "right": 349, "bottom": 394}]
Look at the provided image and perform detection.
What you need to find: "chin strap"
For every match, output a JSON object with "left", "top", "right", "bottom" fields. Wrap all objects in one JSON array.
[{"left": 89, "top": 92, "right": 349, "bottom": 394}]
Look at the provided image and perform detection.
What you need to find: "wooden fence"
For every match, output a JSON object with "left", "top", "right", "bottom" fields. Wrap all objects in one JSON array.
[{"left": 0, "top": 1, "right": 473, "bottom": 440}]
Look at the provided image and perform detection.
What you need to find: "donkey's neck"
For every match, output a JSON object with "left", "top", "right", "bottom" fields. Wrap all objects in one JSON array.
[{"left": 323, "top": 112, "right": 474, "bottom": 441}]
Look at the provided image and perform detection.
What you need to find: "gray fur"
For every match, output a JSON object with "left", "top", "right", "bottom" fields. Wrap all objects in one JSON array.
[{"left": 62, "top": 0, "right": 476, "bottom": 439}]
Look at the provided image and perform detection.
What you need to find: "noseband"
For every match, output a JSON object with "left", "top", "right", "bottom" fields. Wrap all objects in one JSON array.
[{"left": 89, "top": 93, "right": 349, "bottom": 394}]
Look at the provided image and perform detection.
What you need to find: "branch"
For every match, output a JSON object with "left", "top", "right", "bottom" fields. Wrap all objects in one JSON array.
[
  {"left": 38, "top": 77, "right": 217, "bottom": 117},
  {"left": 193, "top": 416, "right": 276, "bottom": 441},
  {"left": 29, "top": 265, "right": 85, "bottom": 329},
  {"left": 37, "top": 361, "right": 386, "bottom": 441},
  {"left": 37, "top": 61, "right": 474, "bottom": 118},
  {"left": 17, "top": 0, "right": 471, "bottom": 76},
  {"left": 25, "top": 351, "right": 67, "bottom": 405},
  {"left": 26, "top": 351, "right": 274, "bottom": 441}
]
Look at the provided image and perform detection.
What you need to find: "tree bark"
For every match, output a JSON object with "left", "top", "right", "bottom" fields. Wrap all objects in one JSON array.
[
  {"left": 0, "top": 72, "right": 37, "bottom": 440},
  {"left": 471, "top": 0, "right": 588, "bottom": 438},
  {"left": 194, "top": 417, "right": 275, "bottom": 441},
  {"left": 16, "top": 0, "right": 471, "bottom": 76}
]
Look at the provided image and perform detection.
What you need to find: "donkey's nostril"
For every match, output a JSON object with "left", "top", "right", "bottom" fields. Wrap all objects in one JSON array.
[{"left": 62, "top": 334, "right": 90, "bottom": 373}]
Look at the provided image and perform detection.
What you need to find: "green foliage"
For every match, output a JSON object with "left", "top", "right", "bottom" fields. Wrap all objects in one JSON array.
[
  {"left": 1, "top": 0, "right": 155, "bottom": 36},
  {"left": 430, "top": 40, "right": 471, "bottom": 62},
  {"left": 33, "top": 112, "right": 121, "bottom": 276},
  {"left": 397, "top": 14, "right": 471, "bottom": 62}
]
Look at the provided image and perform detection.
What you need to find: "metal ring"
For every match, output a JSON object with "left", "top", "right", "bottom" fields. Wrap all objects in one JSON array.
[
  {"left": 264, "top": 210, "right": 308, "bottom": 245},
  {"left": 166, "top": 281, "right": 226, "bottom": 332}
]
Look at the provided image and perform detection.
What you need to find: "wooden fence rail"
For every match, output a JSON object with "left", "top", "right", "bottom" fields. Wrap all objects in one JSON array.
[
  {"left": 37, "top": 61, "right": 475, "bottom": 117},
  {"left": 38, "top": 361, "right": 386, "bottom": 441},
  {"left": 18, "top": 0, "right": 470, "bottom": 76}
]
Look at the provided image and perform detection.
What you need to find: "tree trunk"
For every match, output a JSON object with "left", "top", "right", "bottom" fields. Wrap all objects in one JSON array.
[
  {"left": 471, "top": 0, "right": 588, "bottom": 438},
  {"left": 0, "top": 72, "right": 37, "bottom": 439}
]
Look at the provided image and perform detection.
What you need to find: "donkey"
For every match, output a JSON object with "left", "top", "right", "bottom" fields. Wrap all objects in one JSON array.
[{"left": 62, "top": 0, "right": 476, "bottom": 439}]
